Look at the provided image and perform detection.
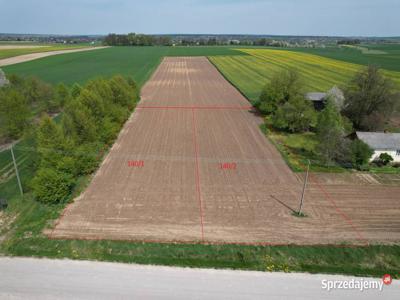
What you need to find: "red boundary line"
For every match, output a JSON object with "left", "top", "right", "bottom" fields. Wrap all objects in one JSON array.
[
  {"left": 137, "top": 105, "right": 253, "bottom": 110},
  {"left": 297, "top": 161, "right": 369, "bottom": 246},
  {"left": 191, "top": 108, "right": 205, "bottom": 241},
  {"left": 50, "top": 102, "right": 368, "bottom": 247},
  {"left": 308, "top": 174, "right": 369, "bottom": 246}
]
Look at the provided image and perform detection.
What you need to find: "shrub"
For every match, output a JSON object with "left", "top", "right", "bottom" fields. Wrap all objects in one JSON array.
[
  {"left": 31, "top": 168, "right": 74, "bottom": 204},
  {"left": 350, "top": 140, "right": 373, "bottom": 168},
  {"left": 378, "top": 153, "right": 394, "bottom": 165}
]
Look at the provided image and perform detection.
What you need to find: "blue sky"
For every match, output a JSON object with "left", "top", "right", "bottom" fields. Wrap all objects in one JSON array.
[{"left": 0, "top": 0, "right": 398, "bottom": 36}]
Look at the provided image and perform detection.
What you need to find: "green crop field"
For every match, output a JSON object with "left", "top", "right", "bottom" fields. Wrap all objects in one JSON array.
[
  {"left": 288, "top": 44, "right": 400, "bottom": 72},
  {"left": 3, "top": 46, "right": 246, "bottom": 86},
  {"left": 0, "top": 44, "right": 88, "bottom": 60},
  {"left": 209, "top": 48, "right": 400, "bottom": 102}
]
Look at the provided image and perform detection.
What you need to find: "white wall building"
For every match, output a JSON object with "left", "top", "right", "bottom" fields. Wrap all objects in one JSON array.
[{"left": 356, "top": 132, "right": 400, "bottom": 162}]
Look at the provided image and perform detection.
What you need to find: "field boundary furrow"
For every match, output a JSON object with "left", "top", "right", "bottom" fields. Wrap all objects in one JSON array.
[{"left": 191, "top": 108, "right": 205, "bottom": 242}]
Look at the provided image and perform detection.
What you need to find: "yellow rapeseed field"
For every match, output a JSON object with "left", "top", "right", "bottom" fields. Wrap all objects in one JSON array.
[{"left": 210, "top": 48, "right": 400, "bottom": 101}]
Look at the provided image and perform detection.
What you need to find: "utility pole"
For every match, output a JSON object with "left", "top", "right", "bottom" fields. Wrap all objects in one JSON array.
[
  {"left": 298, "top": 159, "right": 310, "bottom": 216},
  {"left": 11, "top": 144, "right": 24, "bottom": 197}
]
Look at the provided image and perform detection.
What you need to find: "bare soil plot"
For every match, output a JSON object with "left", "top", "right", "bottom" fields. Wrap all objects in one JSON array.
[
  {"left": 51, "top": 57, "right": 400, "bottom": 245},
  {"left": 0, "top": 46, "right": 109, "bottom": 67}
]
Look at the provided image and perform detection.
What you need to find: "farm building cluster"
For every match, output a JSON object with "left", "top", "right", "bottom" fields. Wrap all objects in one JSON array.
[{"left": 306, "top": 86, "right": 400, "bottom": 163}]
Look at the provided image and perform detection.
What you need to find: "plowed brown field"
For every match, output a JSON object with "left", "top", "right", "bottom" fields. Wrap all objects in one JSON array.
[{"left": 50, "top": 57, "right": 400, "bottom": 245}]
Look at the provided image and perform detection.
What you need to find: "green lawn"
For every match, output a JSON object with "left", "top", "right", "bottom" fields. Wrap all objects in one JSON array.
[{"left": 3, "top": 46, "right": 246, "bottom": 86}]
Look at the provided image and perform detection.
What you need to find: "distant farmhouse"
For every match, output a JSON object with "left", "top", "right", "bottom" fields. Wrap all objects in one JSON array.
[
  {"left": 306, "top": 86, "right": 344, "bottom": 110},
  {"left": 0, "top": 68, "right": 9, "bottom": 87},
  {"left": 355, "top": 132, "right": 400, "bottom": 162}
]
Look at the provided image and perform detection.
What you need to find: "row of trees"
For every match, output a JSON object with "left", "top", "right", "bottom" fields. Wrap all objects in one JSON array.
[
  {"left": 102, "top": 34, "right": 295, "bottom": 47},
  {"left": 257, "top": 66, "right": 398, "bottom": 168},
  {"left": 31, "top": 76, "right": 138, "bottom": 204},
  {"left": 103, "top": 33, "right": 171, "bottom": 46},
  {"left": 0, "top": 75, "right": 69, "bottom": 141}
]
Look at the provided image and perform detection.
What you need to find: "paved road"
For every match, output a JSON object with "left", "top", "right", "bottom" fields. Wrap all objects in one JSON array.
[{"left": 0, "top": 257, "right": 398, "bottom": 299}]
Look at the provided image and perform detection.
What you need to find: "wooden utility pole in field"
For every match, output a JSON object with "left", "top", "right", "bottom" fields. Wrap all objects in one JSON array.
[
  {"left": 11, "top": 145, "right": 24, "bottom": 197},
  {"left": 298, "top": 159, "right": 310, "bottom": 216}
]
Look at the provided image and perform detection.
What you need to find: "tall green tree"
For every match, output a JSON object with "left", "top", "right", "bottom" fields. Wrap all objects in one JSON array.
[
  {"left": 316, "top": 99, "right": 348, "bottom": 164},
  {"left": 36, "top": 115, "right": 67, "bottom": 168},
  {"left": 109, "top": 75, "right": 136, "bottom": 108},
  {"left": 343, "top": 65, "right": 399, "bottom": 131},
  {"left": 24, "top": 77, "right": 54, "bottom": 108},
  {"left": 258, "top": 69, "right": 303, "bottom": 114},
  {"left": 63, "top": 99, "right": 97, "bottom": 144},
  {"left": 55, "top": 83, "right": 71, "bottom": 108},
  {"left": 272, "top": 95, "right": 316, "bottom": 132},
  {"left": 71, "top": 83, "right": 82, "bottom": 99},
  {"left": 0, "top": 89, "right": 30, "bottom": 139}
]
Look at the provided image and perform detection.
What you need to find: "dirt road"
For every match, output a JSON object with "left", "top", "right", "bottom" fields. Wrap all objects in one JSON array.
[
  {"left": 0, "top": 45, "right": 46, "bottom": 49},
  {"left": 0, "top": 46, "right": 109, "bottom": 67},
  {"left": 51, "top": 57, "right": 400, "bottom": 245}
]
